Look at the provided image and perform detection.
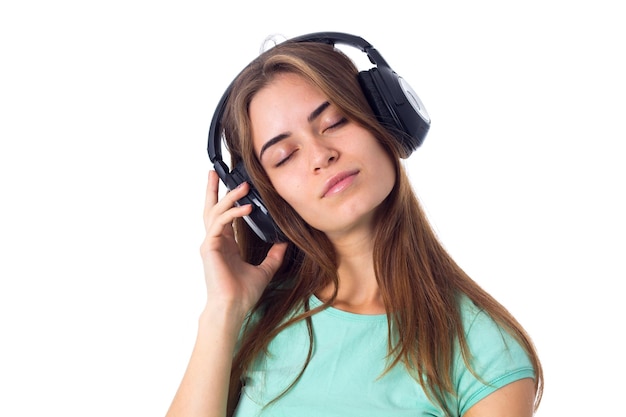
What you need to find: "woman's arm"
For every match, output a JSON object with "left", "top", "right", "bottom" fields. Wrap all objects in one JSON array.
[
  {"left": 165, "top": 305, "right": 246, "bottom": 417},
  {"left": 165, "top": 171, "right": 287, "bottom": 417},
  {"left": 463, "top": 378, "right": 536, "bottom": 417}
]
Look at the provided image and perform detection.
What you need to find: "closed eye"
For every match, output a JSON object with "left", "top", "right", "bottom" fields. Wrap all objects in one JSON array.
[
  {"left": 324, "top": 117, "right": 348, "bottom": 132},
  {"left": 274, "top": 116, "right": 347, "bottom": 168},
  {"left": 275, "top": 150, "right": 296, "bottom": 167}
]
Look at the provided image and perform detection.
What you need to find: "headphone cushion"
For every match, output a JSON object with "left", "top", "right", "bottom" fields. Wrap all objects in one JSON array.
[{"left": 358, "top": 70, "right": 397, "bottom": 130}]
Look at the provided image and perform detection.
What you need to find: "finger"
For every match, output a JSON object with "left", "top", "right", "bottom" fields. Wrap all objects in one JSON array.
[
  {"left": 203, "top": 170, "right": 219, "bottom": 216},
  {"left": 206, "top": 203, "right": 253, "bottom": 245},
  {"left": 206, "top": 203, "right": 253, "bottom": 240},
  {"left": 203, "top": 176, "right": 252, "bottom": 233},
  {"left": 220, "top": 181, "right": 251, "bottom": 207},
  {"left": 203, "top": 173, "right": 247, "bottom": 224}
]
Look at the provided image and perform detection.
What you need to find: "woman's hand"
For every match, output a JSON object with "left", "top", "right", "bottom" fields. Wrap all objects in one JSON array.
[
  {"left": 200, "top": 170, "right": 287, "bottom": 319},
  {"left": 165, "top": 171, "right": 285, "bottom": 417}
]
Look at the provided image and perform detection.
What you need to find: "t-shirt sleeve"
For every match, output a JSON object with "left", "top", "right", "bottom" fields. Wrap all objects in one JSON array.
[{"left": 452, "top": 301, "right": 536, "bottom": 415}]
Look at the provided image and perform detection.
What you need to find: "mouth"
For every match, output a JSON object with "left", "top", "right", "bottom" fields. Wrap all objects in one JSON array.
[{"left": 322, "top": 170, "right": 359, "bottom": 198}]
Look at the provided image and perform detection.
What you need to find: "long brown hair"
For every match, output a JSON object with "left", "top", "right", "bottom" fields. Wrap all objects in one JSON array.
[{"left": 219, "top": 40, "right": 543, "bottom": 416}]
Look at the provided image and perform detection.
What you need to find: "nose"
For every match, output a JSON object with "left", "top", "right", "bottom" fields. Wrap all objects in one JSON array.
[{"left": 310, "top": 139, "right": 338, "bottom": 172}]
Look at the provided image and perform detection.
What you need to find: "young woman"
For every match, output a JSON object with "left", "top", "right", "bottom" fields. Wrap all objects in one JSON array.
[{"left": 166, "top": 33, "right": 543, "bottom": 417}]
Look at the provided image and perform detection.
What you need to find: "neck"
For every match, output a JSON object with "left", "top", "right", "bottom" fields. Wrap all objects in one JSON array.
[{"left": 317, "top": 229, "right": 385, "bottom": 315}]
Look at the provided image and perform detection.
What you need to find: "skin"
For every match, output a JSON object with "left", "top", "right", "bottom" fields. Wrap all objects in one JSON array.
[
  {"left": 165, "top": 73, "right": 537, "bottom": 417},
  {"left": 464, "top": 378, "right": 536, "bottom": 417}
]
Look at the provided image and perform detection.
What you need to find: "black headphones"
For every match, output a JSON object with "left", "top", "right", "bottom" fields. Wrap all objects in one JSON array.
[{"left": 207, "top": 32, "right": 431, "bottom": 243}]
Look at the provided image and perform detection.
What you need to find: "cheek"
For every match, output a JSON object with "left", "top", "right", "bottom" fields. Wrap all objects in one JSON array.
[
  {"left": 271, "top": 177, "right": 323, "bottom": 228},
  {"left": 270, "top": 173, "right": 307, "bottom": 211}
]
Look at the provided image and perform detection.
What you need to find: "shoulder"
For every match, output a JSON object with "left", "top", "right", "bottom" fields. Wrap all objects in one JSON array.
[{"left": 453, "top": 295, "right": 535, "bottom": 415}]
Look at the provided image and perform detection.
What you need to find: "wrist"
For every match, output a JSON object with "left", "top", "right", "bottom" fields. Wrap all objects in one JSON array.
[{"left": 199, "top": 300, "right": 248, "bottom": 332}]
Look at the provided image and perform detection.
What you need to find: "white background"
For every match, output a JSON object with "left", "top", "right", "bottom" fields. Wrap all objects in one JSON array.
[{"left": 1, "top": 1, "right": 624, "bottom": 416}]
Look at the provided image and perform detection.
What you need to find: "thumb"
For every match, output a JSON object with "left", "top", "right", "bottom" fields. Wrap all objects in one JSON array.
[{"left": 258, "top": 242, "right": 288, "bottom": 282}]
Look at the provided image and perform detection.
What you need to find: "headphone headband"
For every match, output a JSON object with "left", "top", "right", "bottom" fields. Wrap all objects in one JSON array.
[{"left": 287, "top": 32, "right": 390, "bottom": 67}]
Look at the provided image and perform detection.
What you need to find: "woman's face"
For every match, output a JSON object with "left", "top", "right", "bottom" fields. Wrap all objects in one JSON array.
[{"left": 249, "top": 72, "right": 396, "bottom": 241}]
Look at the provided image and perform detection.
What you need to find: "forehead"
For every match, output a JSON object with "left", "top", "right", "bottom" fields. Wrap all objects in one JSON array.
[
  {"left": 251, "top": 72, "right": 323, "bottom": 109},
  {"left": 249, "top": 73, "right": 328, "bottom": 145}
]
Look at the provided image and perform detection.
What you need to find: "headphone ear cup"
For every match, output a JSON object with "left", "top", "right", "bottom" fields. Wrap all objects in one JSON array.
[
  {"left": 229, "top": 161, "right": 286, "bottom": 243},
  {"left": 358, "top": 70, "right": 412, "bottom": 156},
  {"left": 358, "top": 68, "right": 429, "bottom": 156}
]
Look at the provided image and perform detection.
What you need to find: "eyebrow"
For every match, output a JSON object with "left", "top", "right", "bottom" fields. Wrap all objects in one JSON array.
[{"left": 259, "top": 101, "right": 331, "bottom": 160}]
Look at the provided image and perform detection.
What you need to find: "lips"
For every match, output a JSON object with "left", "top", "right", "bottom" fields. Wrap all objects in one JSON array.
[{"left": 322, "top": 170, "right": 359, "bottom": 198}]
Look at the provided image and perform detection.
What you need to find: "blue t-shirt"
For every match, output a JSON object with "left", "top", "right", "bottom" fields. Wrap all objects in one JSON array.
[{"left": 234, "top": 295, "right": 534, "bottom": 416}]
